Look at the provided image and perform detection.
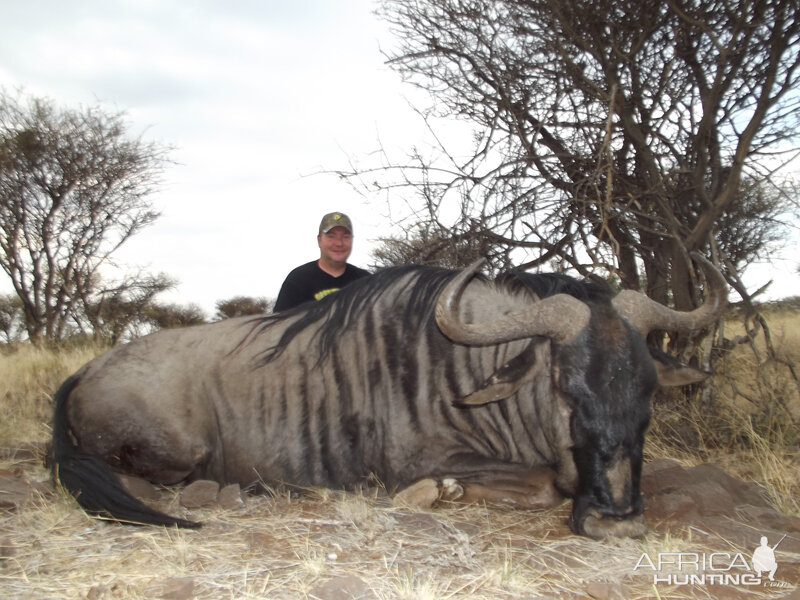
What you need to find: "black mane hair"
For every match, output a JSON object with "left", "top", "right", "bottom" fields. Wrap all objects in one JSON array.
[
  {"left": 251, "top": 265, "right": 456, "bottom": 365},
  {"left": 498, "top": 270, "right": 614, "bottom": 304},
  {"left": 250, "top": 264, "right": 613, "bottom": 365}
]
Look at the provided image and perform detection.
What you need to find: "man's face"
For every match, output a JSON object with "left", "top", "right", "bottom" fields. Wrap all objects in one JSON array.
[{"left": 318, "top": 226, "right": 353, "bottom": 266}]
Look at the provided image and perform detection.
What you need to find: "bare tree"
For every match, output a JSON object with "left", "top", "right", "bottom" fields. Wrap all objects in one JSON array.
[
  {"left": 0, "top": 89, "right": 172, "bottom": 343},
  {"left": 81, "top": 271, "right": 176, "bottom": 343},
  {"left": 372, "top": 222, "right": 496, "bottom": 269},
  {"left": 215, "top": 296, "right": 273, "bottom": 320},
  {"left": 0, "top": 293, "right": 24, "bottom": 344},
  {"left": 144, "top": 302, "right": 207, "bottom": 330},
  {"left": 346, "top": 0, "right": 800, "bottom": 326}
]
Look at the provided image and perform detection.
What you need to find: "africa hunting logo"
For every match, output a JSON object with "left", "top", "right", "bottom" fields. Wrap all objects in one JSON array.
[{"left": 634, "top": 533, "right": 791, "bottom": 589}]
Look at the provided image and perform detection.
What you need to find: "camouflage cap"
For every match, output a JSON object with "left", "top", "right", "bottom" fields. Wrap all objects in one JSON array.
[{"left": 318, "top": 212, "right": 353, "bottom": 234}]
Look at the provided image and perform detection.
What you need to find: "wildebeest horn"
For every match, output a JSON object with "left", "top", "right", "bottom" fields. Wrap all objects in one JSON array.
[
  {"left": 435, "top": 259, "right": 591, "bottom": 345},
  {"left": 611, "top": 252, "right": 727, "bottom": 336}
]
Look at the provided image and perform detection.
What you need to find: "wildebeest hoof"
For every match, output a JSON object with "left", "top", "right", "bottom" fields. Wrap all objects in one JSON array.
[
  {"left": 392, "top": 478, "right": 439, "bottom": 508},
  {"left": 392, "top": 477, "right": 466, "bottom": 508},
  {"left": 440, "top": 478, "right": 464, "bottom": 501},
  {"left": 580, "top": 512, "right": 648, "bottom": 539}
]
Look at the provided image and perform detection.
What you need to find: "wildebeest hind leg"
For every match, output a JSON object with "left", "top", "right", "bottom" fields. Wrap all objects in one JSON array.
[
  {"left": 115, "top": 439, "right": 211, "bottom": 486},
  {"left": 76, "top": 408, "right": 212, "bottom": 485}
]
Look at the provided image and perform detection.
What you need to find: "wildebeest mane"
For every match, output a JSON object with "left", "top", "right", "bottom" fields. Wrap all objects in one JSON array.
[
  {"left": 251, "top": 265, "right": 457, "bottom": 366},
  {"left": 498, "top": 270, "right": 614, "bottom": 304}
]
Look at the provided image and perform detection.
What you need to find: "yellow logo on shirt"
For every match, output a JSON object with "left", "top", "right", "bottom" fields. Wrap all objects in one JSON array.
[{"left": 314, "top": 288, "right": 340, "bottom": 301}]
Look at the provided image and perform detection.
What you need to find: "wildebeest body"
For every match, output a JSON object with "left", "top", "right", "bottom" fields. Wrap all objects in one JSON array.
[
  {"left": 52, "top": 258, "right": 725, "bottom": 537},
  {"left": 65, "top": 272, "right": 570, "bottom": 488}
]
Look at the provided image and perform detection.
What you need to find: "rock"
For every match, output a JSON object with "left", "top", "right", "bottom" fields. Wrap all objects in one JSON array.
[
  {"left": 585, "top": 581, "right": 627, "bottom": 600},
  {"left": 684, "top": 480, "right": 737, "bottom": 516},
  {"left": 85, "top": 584, "right": 125, "bottom": 599},
  {"left": 451, "top": 519, "right": 482, "bottom": 536},
  {"left": 86, "top": 584, "right": 107, "bottom": 600},
  {"left": 308, "top": 575, "right": 372, "bottom": 600},
  {"left": 686, "top": 463, "right": 770, "bottom": 508},
  {"left": 646, "top": 490, "right": 697, "bottom": 521},
  {"left": 736, "top": 505, "right": 800, "bottom": 533},
  {"left": 641, "top": 462, "right": 689, "bottom": 496},
  {"left": 180, "top": 480, "right": 219, "bottom": 508},
  {"left": 218, "top": 483, "right": 245, "bottom": 509},
  {"left": 643, "top": 461, "right": 775, "bottom": 523},
  {"left": 393, "top": 511, "right": 442, "bottom": 535},
  {"left": 643, "top": 457, "right": 683, "bottom": 474},
  {"left": 147, "top": 576, "right": 195, "bottom": 600}
]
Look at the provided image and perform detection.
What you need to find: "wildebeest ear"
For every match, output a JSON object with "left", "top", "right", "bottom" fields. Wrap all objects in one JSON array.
[
  {"left": 455, "top": 344, "right": 540, "bottom": 406},
  {"left": 649, "top": 347, "right": 710, "bottom": 387}
]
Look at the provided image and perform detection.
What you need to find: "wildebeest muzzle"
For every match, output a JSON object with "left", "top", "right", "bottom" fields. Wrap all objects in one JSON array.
[{"left": 568, "top": 452, "right": 647, "bottom": 539}]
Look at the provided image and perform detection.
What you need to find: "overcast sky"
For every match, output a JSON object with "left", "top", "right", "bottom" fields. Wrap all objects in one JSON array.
[
  {"left": 0, "top": 0, "right": 437, "bottom": 315},
  {"left": 1, "top": 1, "right": 797, "bottom": 315}
]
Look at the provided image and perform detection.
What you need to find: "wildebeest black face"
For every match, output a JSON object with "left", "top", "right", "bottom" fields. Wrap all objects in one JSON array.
[{"left": 555, "top": 304, "right": 655, "bottom": 538}]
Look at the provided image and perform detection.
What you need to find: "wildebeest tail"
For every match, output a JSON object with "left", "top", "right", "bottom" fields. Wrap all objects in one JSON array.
[{"left": 51, "top": 375, "right": 200, "bottom": 528}]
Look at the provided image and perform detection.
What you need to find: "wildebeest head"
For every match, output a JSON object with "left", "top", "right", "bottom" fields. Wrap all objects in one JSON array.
[{"left": 435, "top": 253, "right": 727, "bottom": 538}]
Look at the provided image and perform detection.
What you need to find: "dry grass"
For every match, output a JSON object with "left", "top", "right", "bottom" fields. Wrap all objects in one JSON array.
[
  {"left": 709, "top": 302, "right": 800, "bottom": 515},
  {"left": 716, "top": 305, "right": 800, "bottom": 424},
  {"left": 0, "top": 342, "right": 105, "bottom": 443},
  {"left": 1, "top": 328, "right": 799, "bottom": 599}
]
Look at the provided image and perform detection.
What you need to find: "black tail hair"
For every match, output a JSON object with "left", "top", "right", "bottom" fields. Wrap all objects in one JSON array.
[{"left": 51, "top": 376, "right": 200, "bottom": 528}]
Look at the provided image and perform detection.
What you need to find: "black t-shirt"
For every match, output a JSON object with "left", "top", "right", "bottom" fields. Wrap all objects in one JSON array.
[{"left": 274, "top": 261, "right": 371, "bottom": 312}]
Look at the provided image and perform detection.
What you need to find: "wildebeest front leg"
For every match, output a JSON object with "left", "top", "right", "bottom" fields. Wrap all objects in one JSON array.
[
  {"left": 457, "top": 468, "right": 565, "bottom": 508},
  {"left": 393, "top": 466, "right": 564, "bottom": 510}
]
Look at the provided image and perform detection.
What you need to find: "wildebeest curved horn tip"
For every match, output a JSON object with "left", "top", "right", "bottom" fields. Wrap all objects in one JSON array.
[{"left": 612, "top": 252, "right": 727, "bottom": 336}]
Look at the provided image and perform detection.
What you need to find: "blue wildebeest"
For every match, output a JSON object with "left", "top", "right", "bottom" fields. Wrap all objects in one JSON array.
[{"left": 51, "top": 254, "right": 726, "bottom": 538}]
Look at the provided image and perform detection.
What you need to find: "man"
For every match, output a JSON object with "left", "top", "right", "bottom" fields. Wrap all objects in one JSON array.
[{"left": 274, "top": 212, "right": 371, "bottom": 312}]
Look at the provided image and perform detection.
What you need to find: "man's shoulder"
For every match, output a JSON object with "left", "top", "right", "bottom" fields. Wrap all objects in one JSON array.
[{"left": 286, "top": 260, "right": 322, "bottom": 278}]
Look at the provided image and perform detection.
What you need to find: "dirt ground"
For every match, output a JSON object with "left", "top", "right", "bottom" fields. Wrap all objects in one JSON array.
[{"left": 1, "top": 444, "right": 799, "bottom": 599}]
